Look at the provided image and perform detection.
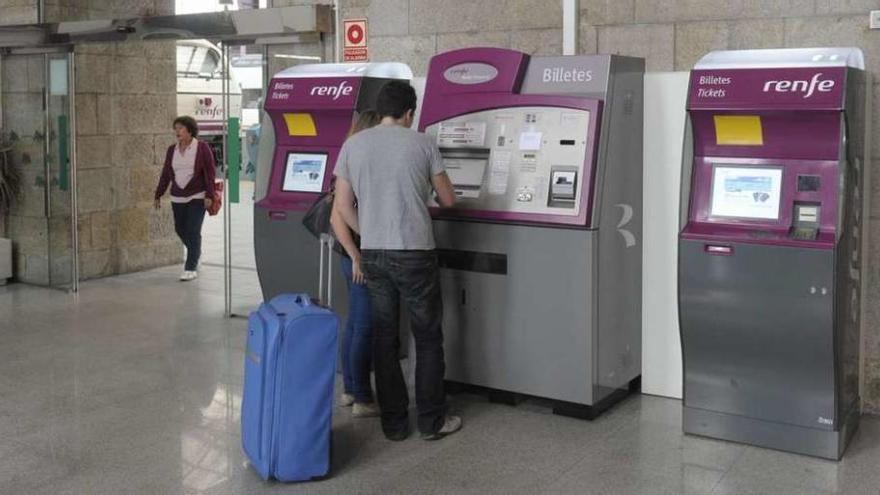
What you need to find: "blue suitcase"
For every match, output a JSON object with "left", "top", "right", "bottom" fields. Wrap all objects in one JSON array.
[{"left": 241, "top": 293, "right": 339, "bottom": 482}]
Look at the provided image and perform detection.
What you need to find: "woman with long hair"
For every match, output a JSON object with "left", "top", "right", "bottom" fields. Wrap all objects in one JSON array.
[{"left": 331, "top": 110, "right": 381, "bottom": 417}]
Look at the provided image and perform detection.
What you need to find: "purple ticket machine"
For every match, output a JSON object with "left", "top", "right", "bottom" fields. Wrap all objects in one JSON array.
[
  {"left": 254, "top": 63, "right": 412, "bottom": 300},
  {"left": 419, "top": 48, "right": 644, "bottom": 418},
  {"left": 679, "top": 48, "right": 868, "bottom": 459}
]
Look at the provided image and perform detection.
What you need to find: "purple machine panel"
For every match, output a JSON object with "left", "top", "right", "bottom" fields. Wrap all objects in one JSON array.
[
  {"left": 682, "top": 67, "right": 848, "bottom": 249},
  {"left": 419, "top": 48, "right": 603, "bottom": 228},
  {"left": 259, "top": 77, "right": 363, "bottom": 212}
]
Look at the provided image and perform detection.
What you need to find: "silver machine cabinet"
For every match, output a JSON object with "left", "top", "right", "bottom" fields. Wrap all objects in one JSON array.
[
  {"left": 422, "top": 52, "right": 645, "bottom": 418},
  {"left": 678, "top": 48, "right": 868, "bottom": 459}
]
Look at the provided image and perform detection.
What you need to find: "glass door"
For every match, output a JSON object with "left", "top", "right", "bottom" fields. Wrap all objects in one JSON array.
[
  {"left": 223, "top": 42, "right": 267, "bottom": 317},
  {"left": 221, "top": 39, "right": 328, "bottom": 317},
  {"left": 0, "top": 49, "right": 76, "bottom": 290},
  {"left": 47, "top": 52, "right": 77, "bottom": 290}
]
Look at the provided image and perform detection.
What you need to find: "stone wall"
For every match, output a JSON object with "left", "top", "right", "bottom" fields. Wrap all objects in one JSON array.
[
  {"left": 74, "top": 39, "right": 181, "bottom": 278},
  {"left": 272, "top": 0, "right": 566, "bottom": 74},
  {"left": 0, "top": 0, "right": 37, "bottom": 24},
  {"left": 73, "top": 1, "right": 180, "bottom": 278}
]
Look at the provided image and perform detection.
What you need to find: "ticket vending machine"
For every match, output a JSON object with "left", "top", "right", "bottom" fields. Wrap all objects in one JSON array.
[
  {"left": 420, "top": 48, "right": 644, "bottom": 417},
  {"left": 254, "top": 63, "right": 412, "bottom": 300},
  {"left": 678, "top": 48, "right": 868, "bottom": 459}
]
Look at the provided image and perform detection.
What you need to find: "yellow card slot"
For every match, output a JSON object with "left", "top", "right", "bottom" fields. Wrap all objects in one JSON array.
[
  {"left": 714, "top": 115, "right": 763, "bottom": 146},
  {"left": 284, "top": 113, "right": 318, "bottom": 137}
]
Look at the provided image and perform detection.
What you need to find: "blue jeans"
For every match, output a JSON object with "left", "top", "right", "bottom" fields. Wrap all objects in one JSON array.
[{"left": 340, "top": 256, "right": 374, "bottom": 404}]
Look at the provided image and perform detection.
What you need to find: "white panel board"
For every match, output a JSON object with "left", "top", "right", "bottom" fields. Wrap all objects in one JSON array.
[{"left": 642, "top": 71, "right": 690, "bottom": 399}]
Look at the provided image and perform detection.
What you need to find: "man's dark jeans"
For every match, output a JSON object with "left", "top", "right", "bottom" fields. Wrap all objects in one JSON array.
[{"left": 361, "top": 249, "right": 447, "bottom": 436}]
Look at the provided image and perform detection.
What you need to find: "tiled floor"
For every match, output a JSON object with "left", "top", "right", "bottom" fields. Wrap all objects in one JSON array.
[{"left": 1, "top": 267, "right": 880, "bottom": 495}]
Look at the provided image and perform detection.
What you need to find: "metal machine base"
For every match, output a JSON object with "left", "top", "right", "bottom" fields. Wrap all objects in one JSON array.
[
  {"left": 553, "top": 377, "right": 641, "bottom": 420},
  {"left": 683, "top": 405, "right": 861, "bottom": 460},
  {"left": 444, "top": 381, "right": 524, "bottom": 406},
  {"left": 445, "top": 377, "right": 640, "bottom": 421}
]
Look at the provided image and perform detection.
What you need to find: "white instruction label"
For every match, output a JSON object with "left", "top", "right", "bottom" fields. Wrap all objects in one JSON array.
[
  {"left": 488, "top": 151, "right": 512, "bottom": 195},
  {"left": 438, "top": 122, "right": 487, "bottom": 147}
]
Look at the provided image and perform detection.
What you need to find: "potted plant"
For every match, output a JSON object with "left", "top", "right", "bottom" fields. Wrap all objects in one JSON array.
[{"left": 0, "top": 130, "right": 21, "bottom": 284}]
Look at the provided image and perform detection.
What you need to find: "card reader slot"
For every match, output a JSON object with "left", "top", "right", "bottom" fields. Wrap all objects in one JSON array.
[
  {"left": 437, "top": 249, "right": 507, "bottom": 275},
  {"left": 439, "top": 148, "right": 491, "bottom": 159}
]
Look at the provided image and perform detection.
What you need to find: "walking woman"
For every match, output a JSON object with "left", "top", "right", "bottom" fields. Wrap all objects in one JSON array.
[
  {"left": 331, "top": 110, "right": 381, "bottom": 417},
  {"left": 154, "top": 116, "right": 216, "bottom": 281}
]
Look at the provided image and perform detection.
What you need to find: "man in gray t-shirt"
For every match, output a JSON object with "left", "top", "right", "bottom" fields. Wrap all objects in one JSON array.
[
  {"left": 333, "top": 81, "right": 460, "bottom": 441},
  {"left": 334, "top": 124, "right": 444, "bottom": 250}
]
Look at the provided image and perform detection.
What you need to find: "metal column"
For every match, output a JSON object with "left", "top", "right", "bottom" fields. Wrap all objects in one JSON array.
[
  {"left": 68, "top": 50, "right": 79, "bottom": 292},
  {"left": 223, "top": 43, "right": 232, "bottom": 316},
  {"left": 563, "top": 0, "right": 579, "bottom": 56}
]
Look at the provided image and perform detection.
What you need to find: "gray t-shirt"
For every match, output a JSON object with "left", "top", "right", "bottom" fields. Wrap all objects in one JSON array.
[{"left": 334, "top": 124, "right": 444, "bottom": 250}]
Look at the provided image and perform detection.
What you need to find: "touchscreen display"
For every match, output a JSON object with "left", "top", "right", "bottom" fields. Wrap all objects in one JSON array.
[
  {"left": 282, "top": 153, "right": 328, "bottom": 193},
  {"left": 710, "top": 165, "right": 783, "bottom": 220}
]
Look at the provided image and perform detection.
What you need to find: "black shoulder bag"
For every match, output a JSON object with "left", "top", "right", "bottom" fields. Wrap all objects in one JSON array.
[
  {"left": 302, "top": 191, "right": 335, "bottom": 240},
  {"left": 302, "top": 192, "right": 359, "bottom": 256}
]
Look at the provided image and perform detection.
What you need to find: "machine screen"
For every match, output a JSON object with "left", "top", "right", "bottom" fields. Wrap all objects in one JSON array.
[
  {"left": 282, "top": 152, "right": 328, "bottom": 193},
  {"left": 444, "top": 158, "right": 488, "bottom": 199},
  {"left": 710, "top": 165, "right": 783, "bottom": 220}
]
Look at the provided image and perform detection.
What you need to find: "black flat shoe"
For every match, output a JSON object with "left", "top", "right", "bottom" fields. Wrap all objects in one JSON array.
[{"left": 384, "top": 428, "right": 411, "bottom": 442}]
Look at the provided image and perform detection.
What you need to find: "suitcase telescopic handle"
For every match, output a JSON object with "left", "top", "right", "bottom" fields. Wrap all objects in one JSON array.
[{"left": 318, "top": 234, "right": 334, "bottom": 308}]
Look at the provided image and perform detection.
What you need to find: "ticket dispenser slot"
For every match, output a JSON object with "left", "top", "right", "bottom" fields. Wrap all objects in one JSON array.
[
  {"left": 548, "top": 166, "right": 578, "bottom": 208},
  {"left": 791, "top": 174, "right": 823, "bottom": 240},
  {"left": 441, "top": 148, "right": 490, "bottom": 199},
  {"left": 791, "top": 202, "right": 821, "bottom": 240}
]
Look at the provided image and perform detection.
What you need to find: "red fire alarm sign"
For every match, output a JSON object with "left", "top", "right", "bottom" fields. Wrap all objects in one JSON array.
[{"left": 343, "top": 19, "right": 368, "bottom": 62}]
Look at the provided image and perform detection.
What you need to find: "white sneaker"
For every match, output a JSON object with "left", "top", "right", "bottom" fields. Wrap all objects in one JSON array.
[
  {"left": 180, "top": 271, "right": 198, "bottom": 282},
  {"left": 352, "top": 402, "right": 380, "bottom": 418},
  {"left": 338, "top": 393, "right": 355, "bottom": 407},
  {"left": 421, "top": 415, "right": 462, "bottom": 440}
]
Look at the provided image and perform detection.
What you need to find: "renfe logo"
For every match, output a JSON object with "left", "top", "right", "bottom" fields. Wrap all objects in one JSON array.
[
  {"left": 762, "top": 73, "right": 835, "bottom": 99},
  {"left": 443, "top": 63, "right": 499, "bottom": 85},
  {"left": 310, "top": 80, "right": 355, "bottom": 100}
]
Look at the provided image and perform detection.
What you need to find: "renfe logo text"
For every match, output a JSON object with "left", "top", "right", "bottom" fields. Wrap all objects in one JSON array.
[
  {"left": 310, "top": 80, "right": 354, "bottom": 100},
  {"left": 762, "top": 73, "right": 835, "bottom": 98}
]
